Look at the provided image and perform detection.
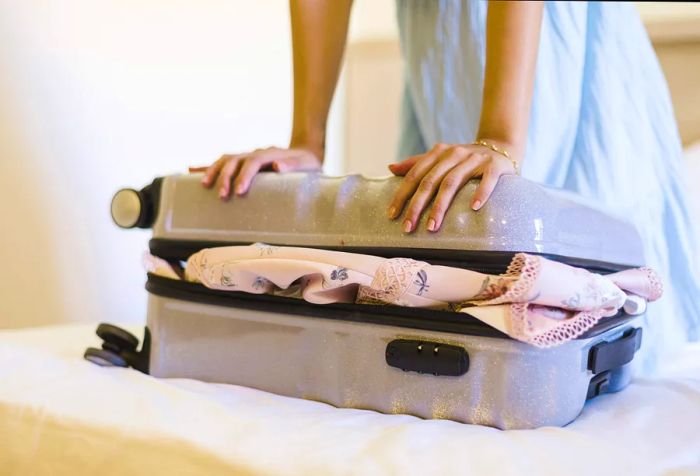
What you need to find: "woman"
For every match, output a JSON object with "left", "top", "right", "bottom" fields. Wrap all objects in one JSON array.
[{"left": 191, "top": 1, "right": 699, "bottom": 372}]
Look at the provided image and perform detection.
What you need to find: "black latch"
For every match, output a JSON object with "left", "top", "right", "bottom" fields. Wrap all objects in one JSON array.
[
  {"left": 385, "top": 339, "right": 469, "bottom": 377},
  {"left": 588, "top": 327, "right": 642, "bottom": 375},
  {"left": 586, "top": 371, "right": 611, "bottom": 399}
]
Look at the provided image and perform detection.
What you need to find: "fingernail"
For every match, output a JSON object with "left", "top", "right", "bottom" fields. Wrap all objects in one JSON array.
[
  {"left": 219, "top": 189, "right": 227, "bottom": 199},
  {"left": 201, "top": 177, "right": 208, "bottom": 185},
  {"left": 427, "top": 218, "right": 436, "bottom": 232},
  {"left": 403, "top": 219, "right": 412, "bottom": 233},
  {"left": 472, "top": 200, "right": 481, "bottom": 211},
  {"left": 387, "top": 206, "right": 397, "bottom": 219},
  {"left": 234, "top": 185, "right": 243, "bottom": 195}
]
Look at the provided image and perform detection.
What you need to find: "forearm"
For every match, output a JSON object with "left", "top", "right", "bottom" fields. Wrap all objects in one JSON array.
[
  {"left": 477, "top": 1, "right": 544, "bottom": 157},
  {"left": 289, "top": 0, "right": 353, "bottom": 159}
]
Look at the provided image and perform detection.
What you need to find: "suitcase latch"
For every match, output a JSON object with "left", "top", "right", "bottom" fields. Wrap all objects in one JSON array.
[
  {"left": 385, "top": 339, "right": 469, "bottom": 377},
  {"left": 588, "top": 327, "right": 642, "bottom": 375},
  {"left": 586, "top": 371, "right": 611, "bottom": 400}
]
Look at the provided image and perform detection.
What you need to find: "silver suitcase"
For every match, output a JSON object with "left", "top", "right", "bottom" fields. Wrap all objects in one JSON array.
[{"left": 89, "top": 173, "right": 646, "bottom": 430}]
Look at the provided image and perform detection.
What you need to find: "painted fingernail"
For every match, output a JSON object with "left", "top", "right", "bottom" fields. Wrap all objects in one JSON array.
[
  {"left": 472, "top": 200, "right": 482, "bottom": 211},
  {"left": 387, "top": 206, "right": 397, "bottom": 219},
  {"left": 427, "top": 218, "right": 436, "bottom": 232},
  {"left": 403, "top": 219, "right": 412, "bottom": 233}
]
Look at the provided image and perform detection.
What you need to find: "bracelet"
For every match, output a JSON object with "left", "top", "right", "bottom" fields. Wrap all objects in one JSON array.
[{"left": 472, "top": 139, "right": 520, "bottom": 175}]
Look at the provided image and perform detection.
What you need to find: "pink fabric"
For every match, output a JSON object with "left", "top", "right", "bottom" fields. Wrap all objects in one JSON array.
[
  {"left": 608, "top": 267, "right": 664, "bottom": 302},
  {"left": 143, "top": 252, "right": 182, "bottom": 280},
  {"left": 464, "top": 304, "right": 612, "bottom": 348},
  {"left": 462, "top": 256, "right": 663, "bottom": 347},
  {"left": 148, "top": 244, "right": 662, "bottom": 348},
  {"left": 184, "top": 244, "right": 490, "bottom": 307}
]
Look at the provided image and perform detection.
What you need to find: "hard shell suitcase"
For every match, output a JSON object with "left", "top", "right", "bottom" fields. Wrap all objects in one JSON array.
[{"left": 94, "top": 173, "right": 646, "bottom": 429}]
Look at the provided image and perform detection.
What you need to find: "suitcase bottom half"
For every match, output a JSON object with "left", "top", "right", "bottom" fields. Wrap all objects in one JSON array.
[{"left": 143, "top": 292, "right": 643, "bottom": 430}]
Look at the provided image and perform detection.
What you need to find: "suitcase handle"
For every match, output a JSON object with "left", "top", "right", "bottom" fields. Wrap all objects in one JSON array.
[
  {"left": 587, "top": 327, "right": 642, "bottom": 375},
  {"left": 111, "top": 178, "right": 163, "bottom": 229}
]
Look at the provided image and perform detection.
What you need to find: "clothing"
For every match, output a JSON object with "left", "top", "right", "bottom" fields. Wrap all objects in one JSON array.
[
  {"left": 147, "top": 244, "right": 662, "bottom": 348},
  {"left": 395, "top": 1, "right": 700, "bottom": 370}
]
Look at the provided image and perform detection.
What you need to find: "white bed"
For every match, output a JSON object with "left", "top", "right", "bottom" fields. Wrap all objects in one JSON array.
[{"left": 1, "top": 323, "right": 699, "bottom": 476}]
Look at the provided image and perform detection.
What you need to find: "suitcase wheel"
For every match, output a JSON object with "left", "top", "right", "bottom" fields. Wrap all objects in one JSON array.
[
  {"left": 84, "top": 347, "right": 128, "bottom": 368},
  {"left": 96, "top": 323, "right": 139, "bottom": 352},
  {"left": 84, "top": 324, "right": 151, "bottom": 373}
]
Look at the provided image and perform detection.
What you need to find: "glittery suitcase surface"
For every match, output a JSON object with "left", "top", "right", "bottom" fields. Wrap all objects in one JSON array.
[{"left": 106, "top": 173, "right": 647, "bottom": 429}]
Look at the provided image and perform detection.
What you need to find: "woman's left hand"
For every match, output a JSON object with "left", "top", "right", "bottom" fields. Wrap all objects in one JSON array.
[{"left": 386, "top": 140, "right": 520, "bottom": 233}]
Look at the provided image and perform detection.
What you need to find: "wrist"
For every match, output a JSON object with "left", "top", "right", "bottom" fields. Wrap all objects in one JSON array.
[
  {"left": 290, "top": 128, "right": 326, "bottom": 162},
  {"left": 474, "top": 134, "right": 524, "bottom": 161}
]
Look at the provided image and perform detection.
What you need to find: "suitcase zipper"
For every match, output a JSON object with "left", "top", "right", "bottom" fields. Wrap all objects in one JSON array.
[
  {"left": 146, "top": 273, "right": 511, "bottom": 338},
  {"left": 149, "top": 238, "right": 632, "bottom": 275}
]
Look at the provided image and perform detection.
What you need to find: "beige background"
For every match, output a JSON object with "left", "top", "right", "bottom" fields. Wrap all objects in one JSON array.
[{"left": 0, "top": 1, "right": 698, "bottom": 329}]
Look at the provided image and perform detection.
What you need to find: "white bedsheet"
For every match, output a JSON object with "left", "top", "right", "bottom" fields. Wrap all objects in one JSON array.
[{"left": 1, "top": 324, "right": 699, "bottom": 476}]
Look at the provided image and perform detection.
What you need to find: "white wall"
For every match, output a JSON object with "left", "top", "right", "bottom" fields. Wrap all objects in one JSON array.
[
  {"left": 0, "top": 1, "right": 304, "bottom": 328},
  {"left": 0, "top": 0, "right": 395, "bottom": 329}
]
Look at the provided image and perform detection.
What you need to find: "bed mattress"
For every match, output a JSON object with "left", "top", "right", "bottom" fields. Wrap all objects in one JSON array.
[{"left": 1, "top": 324, "right": 699, "bottom": 475}]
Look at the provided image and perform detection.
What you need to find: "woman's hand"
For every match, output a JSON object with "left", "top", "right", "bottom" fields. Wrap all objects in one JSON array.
[
  {"left": 386, "top": 140, "right": 520, "bottom": 233},
  {"left": 385, "top": 1, "right": 541, "bottom": 234},
  {"left": 189, "top": 145, "right": 322, "bottom": 200}
]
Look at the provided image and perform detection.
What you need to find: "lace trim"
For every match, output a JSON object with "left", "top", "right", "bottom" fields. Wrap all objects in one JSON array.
[
  {"left": 356, "top": 258, "right": 425, "bottom": 305},
  {"left": 511, "top": 303, "right": 604, "bottom": 348},
  {"left": 640, "top": 266, "right": 664, "bottom": 301},
  {"left": 476, "top": 253, "right": 541, "bottom": 305}
]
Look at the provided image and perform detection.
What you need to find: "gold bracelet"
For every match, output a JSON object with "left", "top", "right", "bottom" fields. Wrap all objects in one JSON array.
[{"left": 472, "top": 139, "right": 520, "bottom": 175}]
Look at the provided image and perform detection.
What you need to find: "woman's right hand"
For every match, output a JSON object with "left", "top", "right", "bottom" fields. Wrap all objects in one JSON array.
[{"left": 189, "top": 145, "right": 322, "bottom": 200}]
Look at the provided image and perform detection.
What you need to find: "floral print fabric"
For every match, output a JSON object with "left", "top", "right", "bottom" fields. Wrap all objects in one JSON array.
[{"left": 146, "top": 244, "right": 662, "bottom": 348}]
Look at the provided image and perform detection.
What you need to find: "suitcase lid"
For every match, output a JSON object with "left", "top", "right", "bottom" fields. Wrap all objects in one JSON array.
[{"left": 143, "top": 173, "right": 644, "bottom": 267}]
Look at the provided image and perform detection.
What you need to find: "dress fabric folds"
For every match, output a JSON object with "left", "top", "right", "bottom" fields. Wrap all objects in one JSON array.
[{"left": 395, "top": 1, "right": 700, "bottom": 369}]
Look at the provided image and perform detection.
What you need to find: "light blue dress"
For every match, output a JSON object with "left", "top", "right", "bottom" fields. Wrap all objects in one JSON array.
[{"left": 396, "top": 1, "right": 700, "bottom": 373}]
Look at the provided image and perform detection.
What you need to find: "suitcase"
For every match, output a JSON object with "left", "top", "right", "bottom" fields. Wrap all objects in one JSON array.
[{"left": 89, "top": 173, "right": 646, "bottom": 430}]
